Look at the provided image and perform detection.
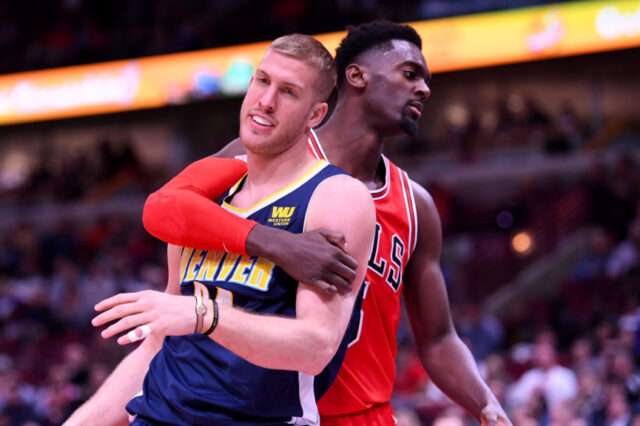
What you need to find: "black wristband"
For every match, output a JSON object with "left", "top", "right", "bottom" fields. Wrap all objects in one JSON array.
[{"left": 203, "top": 300, "right": 219, "bottom": 335}]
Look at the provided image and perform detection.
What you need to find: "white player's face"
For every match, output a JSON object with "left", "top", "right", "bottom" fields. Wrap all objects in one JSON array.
[
  {"left": 364, "top": 40, "right": 431, "bottom": 136},
  {"left": 239, "top": 50, "right": 322, "bottom": 156}
]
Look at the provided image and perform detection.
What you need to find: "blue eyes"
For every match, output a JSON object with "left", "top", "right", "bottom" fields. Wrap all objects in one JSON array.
[{"left": 254, "top": 76, "right": 297, "bottom": 98}]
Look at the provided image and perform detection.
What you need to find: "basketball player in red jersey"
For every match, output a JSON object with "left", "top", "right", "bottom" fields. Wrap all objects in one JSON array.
[{"left": 144, "top": 21, "right": 511, "bottom": 426}]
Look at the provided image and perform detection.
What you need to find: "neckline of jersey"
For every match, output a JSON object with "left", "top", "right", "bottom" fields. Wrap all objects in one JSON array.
[
  {"left": 308, "top": 129, "right": 390, "bottom": 200},
  {"left": 222, "top": 160, "right": 328, "bottom": 217}
]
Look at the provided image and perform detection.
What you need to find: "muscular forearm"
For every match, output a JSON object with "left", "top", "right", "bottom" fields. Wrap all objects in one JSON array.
[
  {"left": 63, "top": 336, "right": 162, "bottom": 426},
  {"left": 419, "top": 333, "right": 496, "bottom": 422},
  {"left": 210, "top": 298, "right": 348, "bottom": 376},
  {"left": 93, "top": 288, "right": 353, "bottom": 378}
]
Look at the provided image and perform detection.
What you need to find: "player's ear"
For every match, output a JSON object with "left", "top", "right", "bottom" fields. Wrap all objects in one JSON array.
[
  {"left": 345, "top": 64, "right": 366, "bottom": 89},
  {"left": 308, "top": 102, "right": 329, "bottom": 129}
]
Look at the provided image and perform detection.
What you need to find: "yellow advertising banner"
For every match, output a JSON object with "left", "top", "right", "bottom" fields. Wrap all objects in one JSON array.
[
  {"left": 0, "top": 42, "right": 271, "bottom": 125},
  {"left": 0, "top": 0, "right": 639, "bottom": 125},
  {"left": 413, "top": 0, "right": 640, "bottom": 72}
]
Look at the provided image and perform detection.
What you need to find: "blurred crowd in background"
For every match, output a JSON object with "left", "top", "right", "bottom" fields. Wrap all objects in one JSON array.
[
  {"left": 0, "top": 138, "right": 151, "bottom": 205},
  {"left": 1, "top": 120, "right": 639, "bottom": 426},
  {"left": 1, "top": 0, "right": 639, "bottom": 425},
  {"left": 0, "top": 93, "right": 587, "bottom": 207},
  {"left": 0, "top": 0, "right": 561, "bottom": 75},
  {"left": 0, "top": 216, "right": 166, "bottom": 425}
]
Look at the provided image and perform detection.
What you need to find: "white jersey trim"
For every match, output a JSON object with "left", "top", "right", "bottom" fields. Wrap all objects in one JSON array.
[
  {"left": 291, "top": 371, "right": 319, "bottom": 425},
  {"left": 370, "top": 156, "right": 391, "bottom": 200},
  {"left": 406, "top": 175, "right": 419, "bottom": 255},
  {"left": 307, "top": 131, "right": 391, "bottom": 200},
  {"left": 307, "top": 128, "right": 327, "bottom": 161},
  {"left": 398, "top": 168, "right": 414, "bottom": 256},
  {"left": 221, "top": 161, "right": 329, "bottom": 218}
]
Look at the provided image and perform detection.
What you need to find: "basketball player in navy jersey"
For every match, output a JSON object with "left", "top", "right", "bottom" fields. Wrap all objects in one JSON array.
[
  {"left": 64, "top": 34, "right": 375, "bottom": 425},
  {"left": 139, "top": 21, "right": 511, "bottom": 426}
]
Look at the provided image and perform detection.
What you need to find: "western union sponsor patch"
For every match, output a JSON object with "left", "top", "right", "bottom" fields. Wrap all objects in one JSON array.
[{"left": 268, "top": 206, "right": 295, "bottom": 226}]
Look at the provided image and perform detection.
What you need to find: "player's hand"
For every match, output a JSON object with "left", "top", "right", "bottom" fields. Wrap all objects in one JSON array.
[
  {"left": 278, "top": 228, "right": 359, "bottom": 294},
  {"left": 92, "top": 290, "right": 195, "bottom": 345},
  {"left": 481, "top": 401, "right": 512, "bottom": 426},
  {"left": 247, "top": 225, "right": 358, "bottom": 294}
]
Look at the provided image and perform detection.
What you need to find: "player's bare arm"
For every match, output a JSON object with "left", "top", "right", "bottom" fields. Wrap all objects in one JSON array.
[
  {"left": 210, "top": 174, "right": 374, "bottom": 374},
  {"left": 143, "top": 138, "right": 357, "bottom": 294},
  {"left": 63, "top": 245, "right": 182, "bottom": 426},
  {"left": 403, "top": 181, "right": 511, "bottom": 426},
  {"left": 94, "top": 175, "right": 375, "bottom": 375}
]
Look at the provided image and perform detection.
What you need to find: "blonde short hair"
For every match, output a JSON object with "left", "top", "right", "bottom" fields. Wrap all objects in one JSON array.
[{"left": 269, "top": 34, "right": 336, "bottom": 102}]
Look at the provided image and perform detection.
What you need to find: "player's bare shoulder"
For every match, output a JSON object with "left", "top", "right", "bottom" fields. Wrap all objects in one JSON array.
[
  {"left": 407, "top": 179, "right": 442, "bottom": 261},
  {"left": 309, "top": 173, "right": 375, "bottom": 224},
  {"left": 409, "top": 179, "right": 440, "bottom": 232}
]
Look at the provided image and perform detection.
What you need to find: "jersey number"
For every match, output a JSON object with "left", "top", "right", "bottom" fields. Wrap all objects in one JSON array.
[{"left": 194, "top": 281, "right": 234, "bottom": 306}]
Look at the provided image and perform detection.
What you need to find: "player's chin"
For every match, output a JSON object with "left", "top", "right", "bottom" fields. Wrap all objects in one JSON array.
[{"left": 399, "top": 116, "right": 420, "bottom": 136}]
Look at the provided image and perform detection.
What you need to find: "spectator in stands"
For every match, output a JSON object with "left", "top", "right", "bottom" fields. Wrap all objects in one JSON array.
[
  {"left": 457, "top": 303, "right": 505, "bottom": 361},
  {"left": 607, "top": 218, "right": 640, "bottom": 279},
  {"left": 394, "top": 406, "right": 422, "bottom": 426},
  {"left": 604, "top": 387, "right": 632, "bottom": 426},
  {"left": 0, "top": 370, "right": 40, "bottom": 425},
  {"left": 507, "top": 341, "right": 578, "bottom": 409},
  {"left": 554, "top": 101, "right": 584, "bottom": 149},
  {"left": 609, "top": 349, "right": 640, "bottom": 406},
  {"left": 574, "top": 367, "right": 606, "bottom": 424},
  {"left": 432, "top": 412, "right": 466, "bottom": 426},
  {"left": 570, "top": 338, "right": 601, "bottom": 373},
  {"left": 571, "top": 228, "right": 612, "bottom": 281},
  {"left": 509, "top": 400, "right": 543, "bottom": 426},
  {"left": 548, "top": 400, "right": 581, "bottom": 426},
  {"left": 394, "top": 345, "right": 429, "bottom": 398}
]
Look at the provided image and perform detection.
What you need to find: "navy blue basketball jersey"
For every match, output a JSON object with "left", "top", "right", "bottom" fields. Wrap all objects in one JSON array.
[{"left": 127, "top": 160, "right": 364, "bottom": 425}]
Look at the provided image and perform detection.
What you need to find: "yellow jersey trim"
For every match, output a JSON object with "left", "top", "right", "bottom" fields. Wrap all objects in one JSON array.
[{"left": 222, "top": 160, "right": 328, "bottom": 218}]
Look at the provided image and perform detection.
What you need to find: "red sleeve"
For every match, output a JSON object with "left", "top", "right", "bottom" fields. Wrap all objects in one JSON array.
[{"left": 143, "top": 157, "right": 256, "bottom": 256}]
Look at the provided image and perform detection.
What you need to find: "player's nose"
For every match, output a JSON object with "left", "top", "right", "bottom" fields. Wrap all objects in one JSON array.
[
  {"left": 259, "top": 85, "right": 277, "bottom": 112},
  {"left": 415, "top": 79, "right": 431, "bottom": 101}
]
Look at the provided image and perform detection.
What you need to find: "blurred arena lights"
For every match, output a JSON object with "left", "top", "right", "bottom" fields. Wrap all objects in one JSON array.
[
  {"left": 1, "top": 0, "right": 640, "bottom": 126},
  {"left": 496, "top": 211, "right": 514, "bottom": 229},
  {"left": 511, "top": 231, "right": 535, "bottom": 255}
]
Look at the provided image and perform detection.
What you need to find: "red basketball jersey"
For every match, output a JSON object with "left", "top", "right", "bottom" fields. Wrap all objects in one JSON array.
[{"left": 308, "top": 130, "right": 419, "bottom": 415}]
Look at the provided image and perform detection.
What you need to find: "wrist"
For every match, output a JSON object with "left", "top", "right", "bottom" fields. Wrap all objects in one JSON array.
[
  {"left": 246, "top": 225, "right": 280, "bottom": 261},
  {"left": 202, "top": 299, "right": 218, "bottom": 335}
]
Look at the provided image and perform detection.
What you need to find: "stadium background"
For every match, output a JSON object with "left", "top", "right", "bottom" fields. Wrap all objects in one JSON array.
[{"left": 0, "top": 1, "right": 639, "bottom": 425}]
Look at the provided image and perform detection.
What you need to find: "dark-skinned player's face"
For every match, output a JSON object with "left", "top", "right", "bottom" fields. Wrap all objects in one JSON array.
[{"left": 361, "top": 40, "right": 431, "bottom": 136}]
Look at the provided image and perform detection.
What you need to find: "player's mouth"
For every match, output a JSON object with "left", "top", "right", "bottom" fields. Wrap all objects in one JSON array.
[
  {"left": 406, "top": 101, "right": 423, "bottom": 120},
  {"left": 249, "top": 113, "right": 276, "bottom": 129}
]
